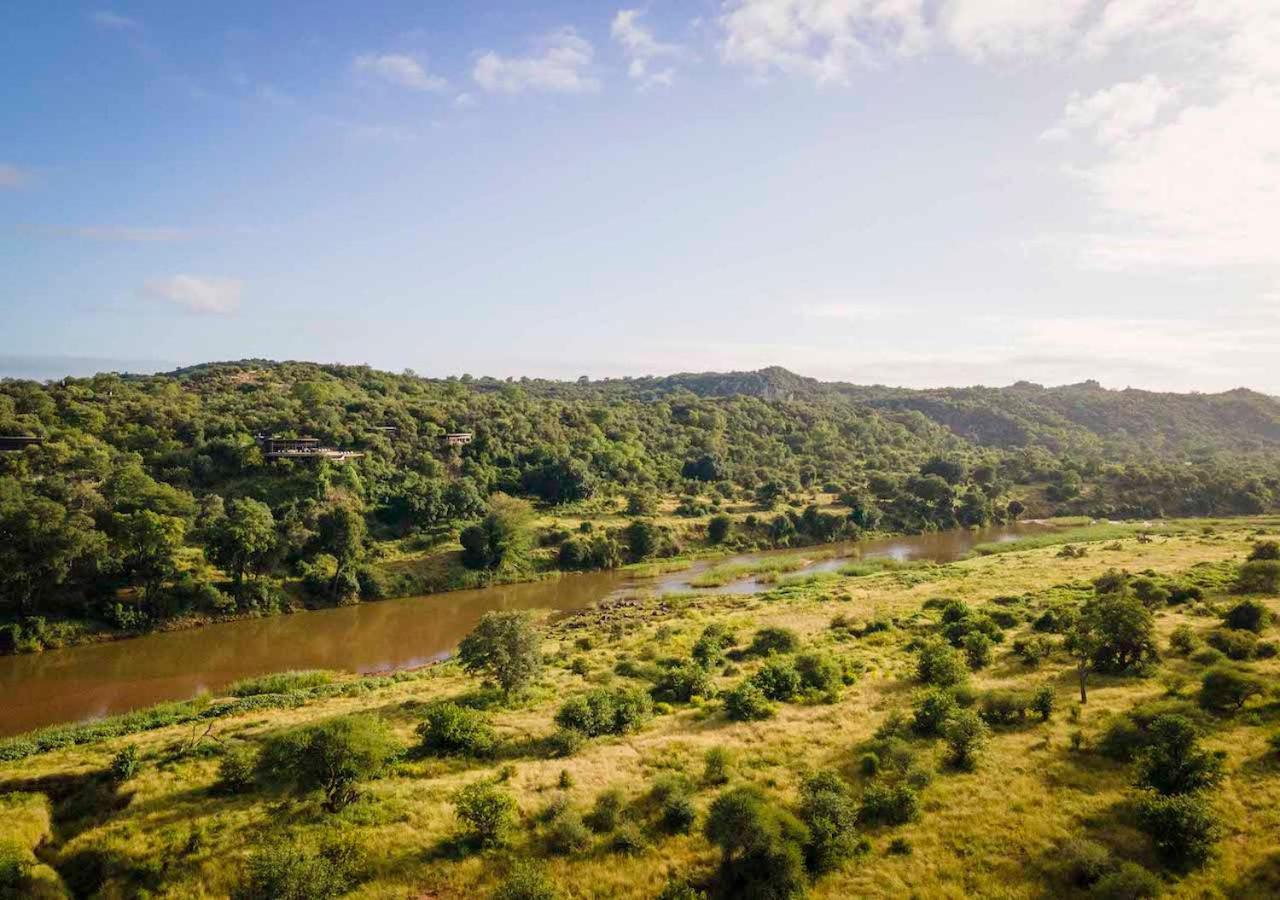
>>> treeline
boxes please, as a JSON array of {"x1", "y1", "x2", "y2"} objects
[{"x1": 1, "y1": 361, "x2": 1278, "y2": 648}]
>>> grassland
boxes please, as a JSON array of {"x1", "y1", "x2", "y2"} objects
[{"x1": 2, "y1": 517, "x2": 1279, "y2": 898}]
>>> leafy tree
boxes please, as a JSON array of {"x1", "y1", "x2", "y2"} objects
[
  {"x1": 205, "y1": 499, "x2": 276, "y2": 606},
  {"x1": 1069, "y1": 590, "x2": 1158, "y2": 678},
  {"x1": 1198, "y1": 666, "x2": 1265, "y2": 713},
  {"x1": 0, "y1": 478, "x2": 107, "y2": 617},
  {"x1": 1223, "y1": 598, "x2": 1270, "y2": 633},
  {"x1": 912, "y1": 688, "x2": 959, "y2": 737},
  {"x1": 916, "y1": 639, "x2": 968, "y2": 687},
  {"x1": 314, "y1": 503, "x2": 366, "y2": 586},
  {"x1": 112, "y1": 511, "x2": 186, "y2": 616},
  {"x1": 798, "y1": 770, "x2": 860, "y2": 875},
  {"x1": 457, "y1": 610, "x2": 542, "y2": 697},
  {"x1": 1133, "y1": 715, "x2": 1224, "y2": 795},
  {"x1": 259, "y1": 714, "x2": 399, "y2": 811},
  {"x1": 417, "y1": 702, "x2": 498, "y2": 757},
  {"x1": 724, "y1": 681, "x2": 774, "y2": 721},
  {"x1": 460, "y1": 494, "x2": 533, "y2": 572},
  {"x1": 1136, "y1": 792, "x2": 1220, "y2": 867},
  {"x1": 943, "y1": 709, "x2": 990, "y2": 769},
  {"x1": 1235, "y1": 560, "x2": 1280, "y2": 594},
  {"x1": 704, "y1": 786, "x2": 809, "y2": 900},
  {"x1": 452, "y1": 779, "x2": 517, "y2": 847},
  {"x1": 707, "y1": 514, "x2": 733, "y2": 544}
]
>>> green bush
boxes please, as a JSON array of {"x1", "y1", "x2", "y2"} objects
[
  {"x1": 979, "y1": 690, "x2": 1033, "y2": 726},
  {"x1": 1168, "y1": 625, "x2": 1198, "y2": 655},
  {"x1": 943, "y1": 709, "x2": 990, "y2": 769},
  {"x1": 1223, "y1": 598, "x2": 1270, "y2": 633},
  {"x1": 692, "y1": 623, "x2": 736, "y2": 669},
  {"x1": 1198, "y1": 666, "x2": 1266, "y2": 713},
  {"x1": 610, "y1": 824, "x2": 648, "y2": 855},
  {"x1": 799, "y1": 770, "x2": 860, "y2": 875},
  {"x1": 545, "y1": 811, "x2": 592, "y2": 855},
  {"x1": 858, "y1": 782, "x2": 919, "y2": 825},
  {"x1": 234, "y1": 839, "x2": 365, "y2": 900},
  {"x1": 752, "y1": 658, "x2": 802, "y2": 701},
  {"x1": 747, "y1": 626, "x2": 800, "y2": 657},
  {"x1": 491, "y1": 861, "x2": 561, "y2": 900},
  {"x1": 1031, "y1": 685, "x2": 1055, "y2": 722},
  {"x1": 1206, "y1": 628, "x2": 1258, "y2": 660},
  {"x1": 457, "y1": 610, "x2": 543, "y2": 698},
  {"x1": 795, "y1": 651, "x2": 843, "y2": 696},
  {"x1": 1060, "y1": 837, "x2": 1114, "y2": 888},
  {"x1": 585, "y1": 788, "x2": 626, "y2": 833},
  {"x1": 1235, "y1": 560, "x2": 1280, "y2": 595},
  {"x1": 661, "y1": 795, "x2": 698, "y2": 834},
  {"x1": 0, "y1": 840, "x2": 31, "y2": 895},
  {"x1": 259, "y1": 715, "x2": 399, "y2": 812},
  {"x1": 656, "y1": 878, "x2": 707, "y2": 900},
  {"x1": 963, "y1": 631, "x2": 993, "y2": 670},
  {"x1": 704, "y1": 747, "x2": 732, "y2": 785},
  {"x1": 705, "y1": 786, "x2": 809, "y2": 899},
  {"x1": 911, "y1": 689, "x2": 958, "y2": 737},
  {"x1": 216, "y1": 746, "x2": 258, "y2": 795},
  {"x1": 723, "y1": 681, "x2": 774, "y2": 722},
  {"x1": 452, "y1": 779, "x2": 517, "y2": 847},
  {"x1": 554, "y1": 687, "x2": 652, "y2": 737},
  {"x1": 545, "y1": 728, "x2": 585, "y2": 758},
  {"x1": 1090, "y1": 862, "x2": 1162, "y2": 899},
  {"x1": 916, "y1": 639, "x2": 968, "y2": 687},
  {"x1": 1136, "y1": 792, "x2": 1219, "y2": 868},
  {"x1": 109, "y1": 745, "x2": 140, "y2": 783},
  {"x1": 1133, "y1": 715, "x2": 1224, "y2": 795},
  {"x1": 651, "y1": 663, "x2": 714, "y2": 703},
  {"x1": 416, "y1": 702, "x2": 498, "y2": 757}
]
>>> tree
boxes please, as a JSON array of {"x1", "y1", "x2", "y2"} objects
[
  {"x1": 452, "y1": 779, "x2": 517, "y2": 847},
  {"x1": 1136, "y1": 793, "x2": 1219, "y2": 867},
  {"x1": 1223, "y1": 598, "x2": 1270, "y2": 633},
  {"x1": 457, "y1": 610, "x2": 542, "y2": 697},
  {"x1": 112, "y1": 511, "x2": 186, "y2": 616},
  {"x1": 206, "y1": 499, "x2": 276, "y2": 605},
  {"x1": 707, "y1": 514, "x2": 732, "y2": 544},
  {"x1": 916, "y1": 639, "x2": 968, "y2": 687},
  {"x1": 1235, "y1": 560, "x2": 1280, "y2": 594},
  {"x1": 315, "y1": 503, "x2": 366, "y2": 581},
  {"x1": 704, "y1": 786, "x2": 809, "y2": 899},
  {"x1": 0, "y1": 478, "x2": 107, "y2": 618},
  {"x1": 1133, "y1": 715, "x2": 1224, "y2": 795},
  {"x1": 1006, "y1": 499, "x2": 1026, "y2": 521},
  {"x1": 1072, "y1": 590, "x2": 1158, "y2": 675},
  {"x1": 943, "y1": 709, "x2": 990, "y2": 769},
  {"x1": 1198, "y1": 666, "x2": 1265, "y2": 713},
  {"x1": 459, "y1": 494, "x2": 533, "y2": 572},
  {"x1": 798, "y1": 770, "x2": 859, "y2": 875},
  {"x1": 623, "y1": 519, "x2": 662, "y2": 561},
  {"x1": 1247, "y1": 540, "x2": 1280, "y2": 561},
  {"x1": 259, "y1": 714, "x2": 399, "y2": 812}
]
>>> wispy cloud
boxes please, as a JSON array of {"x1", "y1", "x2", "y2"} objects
[
  {"x1": 0, "y1": 162, "x2": 30, "y2": 188},
  {"x1": 352, "y1": 53, "x2": 446, "y2": 92},
  {"x1": 473, "y1": 28, "x2": 600, "y2": 94},
  {"x1": 91, "y1": 10, "x2": 140, "y2": 31},
  {"x1": 22, "y1": 224, "x2": 194, "y2": 242},
  {"x1": 142, "y1": 275, "x2": 243, "y2": 315},
  {"x1": 612, "y1": 9, "x2": 682, "y2": 90}
]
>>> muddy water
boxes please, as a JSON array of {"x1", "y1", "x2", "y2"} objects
[{"x1": 0, "y1": 524, "x2": 1043, "y2": 736}]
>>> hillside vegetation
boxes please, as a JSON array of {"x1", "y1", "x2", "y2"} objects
[
  {"x1": 1, "y1": 519, "x2": 1278, "y2": 898},
  {"x1": 2, "y1": 362, "x2": 1279, "y2": 651}
]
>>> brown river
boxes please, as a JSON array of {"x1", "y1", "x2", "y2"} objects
[{"x1": 0, "y1": 524, "x2": 1043, "y2": 737}]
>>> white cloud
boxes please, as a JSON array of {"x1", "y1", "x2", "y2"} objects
[
  {"x1": 612, "y1": 9, "x2": 681, "y2": 89},
  {"x1": 719, "y1": 0, "x2": 931, "y2": 84},
  {"x1": 939, "y1": 0, "x2": 1092, "y2": 60},
  {"x1": 0, "y1": 163, "x2": 29, "y2": 188},
  {"x1": 454, "y1": 92, "x2": 476, "y2": 108},
  {"x1": 353, "y1": 53, "x2": 446, "y2": 92},
  {"x1": 91, "y1": 10, "x2": 140, "y2": 30},
  {"x1": 473, "y1": 28, "x2": 600, "y2": 94},
  {"x1": 143, "y1": 276, "x2": 243, "y2": 315},
  {"x1": 1041, "y1": 75, "x2": 1177, "y2": 145}
]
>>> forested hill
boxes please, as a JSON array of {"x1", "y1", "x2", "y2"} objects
[{"x1": 3, "y1": 360, "x2": 1280, "y2": 648}]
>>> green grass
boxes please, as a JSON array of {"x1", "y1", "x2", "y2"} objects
[
  {"x1": 689, "y1": 552, "x2": 834, "y2": 588},
  {"x1": 228, "y1": 670, "x2": 337, "y2": 697},
  {"x1": 967, "y1": 522, "x2": 1182, "y2": 557}
]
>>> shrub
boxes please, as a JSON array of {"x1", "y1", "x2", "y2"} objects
[
  {"x1": 1206, "y1": 628, "x2": 1257, "y2": 661},
  {"x1": 229, "y1": 670, "x2": 335, "y2": 697},
  {"x1": 708, "y1": 514, "x2": 733, "y2": 545},
  {"x1": 656, "y1": 879, "x2": 707, "y2": 900},
  {"x1": 912, "y1": 689, "x2": 958, "y2": 737},
  {"x1": 235, "y1": 840, "x2": 365, "y2": 900},
  {"x1": 1248, "y1": 540, "x2": 1280, "y2": 561},
  {"x1": 916, "y1": 640, "x2": 968, "y2": 687},
  {"x1": 417, "y1": 702, "x2": 498, "y2": 757},
  {"x1": 1168, "y1": 625, "x2": 1198, "y2": 656},
  {"x1": 859, "y1": 782, "x2": 919, "y2": 825},
  {"x1": 109, "y1": 745, "x2": 140, "y2": 783},
  {"x1": 1060, "y1": 837, "x2": 1114, "y2": 888},
  {"x1": 546, "y1": 811, "x2": 592, "y2": 855},
  {"x1": 979, "y1": 690, "x2": 1033, "y2": 726},
  {"x1": 555, "y1": 687, "x2": 652, "y2": 737},
  {"x1": 692, "y1": 624, "x2": 736, "y2": 669},
  {"x1": 661, "y1": 795, "x2": 698, "y2": 834},
  {"x1": 1235, "y1": 560, "x2": 1280, "y2": 595},
  {"x1": 453, "y1": 779, "x2": 517, "y2": 847},
  {"x1": 963, "y1": 631, "x2": 993, "y2": 670},
  {"x1": 651, "y1": 663, "x2": 714, "y2": 703},
  {"x1": 748, "y1": 627, "x2": 800, "y2": 657},
  {"x1": 1133, "y1": 715, "x2": 1224, "y2": 795},
  {"x1": 1031, "y1": 685, "x2": 1055, "y2": 722},
  {"x1": 216, "y1": 746, "x2": 257, "y2": 795},
  {"x1": 259, "y1": 715, "x2": 399, "y2": 812},
  {"x1": 545, "y1": 728, "x2": 585, "y2": 758},
  {"x1": 1090, "y1": 863, "x2": 1162, "y2": 899},
  {"x1": 457, "y1": 610, "x2": 543, "y2": 698},
  {"x1": 1136, "y1": 792, "x2": 1219, "y2": 868},
  {"x1": 705, "y1": 786, "x2": 809, "y2": 900},
  {"x1": 753, "y1": 658, "x2": 802, "y2": 701},
  {"x1": 1223, "y1": 599, "x2": 1270, "y2": 634},
  {"x1": 1198, "y1": 666, "x2": 1265, "y2": 713},
  {"x1": 799, "y1": 770, "x2": 860, "y2": 875},
  {"x1": 795, "y1": 652, "x2": 843, "y2": 696},
  {"x1": 704, "y1": 747, "x2": 732, "y2": 785},
  {"x1": 610, "y1": 824, "x2": 647, "y2": 855},
  {"x1": 1012, "y1": 635, "x2": 1054, "y2": 667},
  {"x1": 0, "y1": 840, "x2": 31, "y2": 895},
  {"x1": 724, "y1": 680, "x2": 775, "y2": 721},
  {"x1": 943, "y1": 710, "x2": 990, "y2": 769},
  {"x1": 491, "y1": 861, "x2": 561, "y2": 900},
  {"x1": 586, "y1": 788, "x2": 626, "y2": 833}
]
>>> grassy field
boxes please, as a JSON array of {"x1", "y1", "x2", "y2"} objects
[{"x1": 2, "y1": 517, "x2": 1279, "y2": 898}]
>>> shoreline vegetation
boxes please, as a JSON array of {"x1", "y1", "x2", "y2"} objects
[
  {"x1": 5, "y1": 361, "x2": 1280, "y2": 661},
  {"x1": 1, "y1": 516, "x2": 1277, "y2": 898}
]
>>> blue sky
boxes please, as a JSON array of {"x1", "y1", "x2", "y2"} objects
[{"x1": 3, "y1": 1, "x2": 1279, "y2": 391}]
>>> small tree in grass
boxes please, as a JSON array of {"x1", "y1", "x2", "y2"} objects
[
  {"x1": 1198, "y1": 666, "x2": 1265, "y2": 713},
  {"x1": 457, "y1": 610, "x2": 542, "y2": 698},
  {"x1": 943, "y1": 709, "x2": 989, "y2": 769},
  {"x1": 1136, "y1": 792, "x2": 1220, "y2": 868},
  {"x1": 453, "y1": 779, "x2": 518, "y2": 848},
  {"x1": 704, "y1": 786, "x2": 809, "y2": 899},
  {"x1": 1133, "y1": 715, "x2": 1224, "y2": 796},
  {"x1": 259, "y1": 714, "x2": 399, "y2": 812}
]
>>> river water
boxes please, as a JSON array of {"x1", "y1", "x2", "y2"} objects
[{"x1": 0, "y1": 524, "x2": 1041, "y2": 737}]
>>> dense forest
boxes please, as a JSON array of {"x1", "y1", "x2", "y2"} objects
[{"x1": 2, "y1": 361, "x2": 1279, "y2": 651}]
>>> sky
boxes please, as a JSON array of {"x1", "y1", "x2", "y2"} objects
[{"x1": 3, "y1": 1, "x2": 1279, "y2": 392}]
